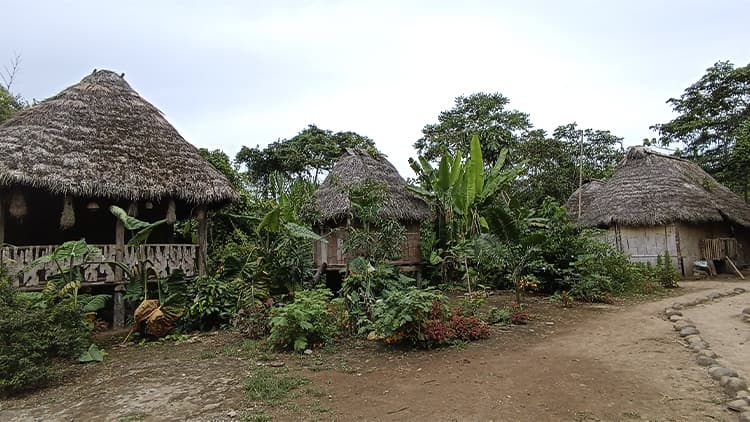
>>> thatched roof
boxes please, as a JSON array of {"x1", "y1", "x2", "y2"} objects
[
  {"x1": 567, "y1": 146, "x2": 750, "y2": 228},
  {"x1": 313, "y1": 149, "x2": 430, "y2": 223},
  {"x1": 0, "y1": 70, "x2": 237, "y2": 204}
]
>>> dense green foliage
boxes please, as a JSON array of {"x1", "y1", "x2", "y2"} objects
[
  {"x1": 414, "y1": 93, "x2": 624, "y2": 207},
  {"x1": 0, "y1": 86, "x2": 24, "y2": 123},
  {"x1": 414, "y1": 93, "x2": 532, "y2": 167},
  {"x1": 0, "y1": 278, "x2": 90, "y2": 396},
  {"x1": 236, "y1": 124, "x2": 375, "y2": 187},
  {"x1": 652, "y1": 61, "x2": 750, "y2": 201},
  {"x1": 268, "y1": 288, "x2": 336, "y2": 351}
]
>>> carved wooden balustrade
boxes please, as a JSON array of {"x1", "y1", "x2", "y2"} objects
[{"x1": 0, "y1": 244, "x2": 198, "y2": 289}]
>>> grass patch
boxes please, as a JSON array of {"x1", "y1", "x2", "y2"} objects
[
  {"x1": 241, "y1": 411, "x2": 272, "y2": 422},
  {"x1": 245, "y1": 366, "x2": 309, "y2": 405}
]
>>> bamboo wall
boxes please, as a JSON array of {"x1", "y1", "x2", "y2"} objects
[{"x1": 313, "y1": 222, "x2": 421, "y2": 268}]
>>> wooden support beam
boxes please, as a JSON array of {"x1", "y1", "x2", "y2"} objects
[
  {"x1": 113, "y1": 217, "x2": 126, "y2": 328},
  {"x1": 0, "y1": 194, "x2": 4, "y2": 247},
  {"x1": 726, "y1": 256, "x2": 745, "y2": 280},
  {"x1": 197, "y1": 207, "x2": 208, "y2": 276}
]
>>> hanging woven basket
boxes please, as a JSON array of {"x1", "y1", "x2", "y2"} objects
[
  {"x1": 9, "y1": 191, "x2": 27, "y2": 219},
  {"x1": 60, "y1": 196, "x2": 76, "y2": 230}
]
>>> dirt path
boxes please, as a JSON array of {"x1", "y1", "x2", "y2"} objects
[
  {"x1": 1, "y1": 280, "x2": 747, "y2": 422},
  {"x1": 314, "y1": 280, "x2": 748, "y2": 421}
]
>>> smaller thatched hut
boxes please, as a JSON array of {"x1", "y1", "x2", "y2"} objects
[
  {"x1": 310, "y1": 149, "x2": 430, "y2": 272},
  {"x1": 567, "y1": 147, "x2": 750, "y2": 275}
]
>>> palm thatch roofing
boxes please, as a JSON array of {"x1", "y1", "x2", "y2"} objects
[
  {"x1": 313, "y1": 149, "x2": 430, "y2": 223},
  {"x1": 567, "y1": 146, "x2": 750, "y2": 228},
  {"x1": 0, "y1": 70, "x2": 237, "y2": 204}
]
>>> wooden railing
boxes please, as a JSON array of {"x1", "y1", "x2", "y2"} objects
[{"x1": 0, "y1": 244, "x2": 198, "y2": 289}]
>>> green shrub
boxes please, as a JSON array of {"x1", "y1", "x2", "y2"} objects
[
  {"x1": 371, "y1": 287, "x2": 446, "y2": 346},
  {"x1": 269, "y1": 288, "x2": 336, "y2": 351},
  {"x1": 1, "y1": 280, "x2": 89, "y2": 396},
  {"x1": 183, "y1": 276, "x2": 243, "y2": 331},
  {"x1": 656, "y1": 251, "x2": 680, "y2": 288},
  {"x1": 486, "y1": 306, "x2": 511, "y2": 324}
]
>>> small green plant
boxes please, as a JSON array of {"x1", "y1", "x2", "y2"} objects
[
  {"x1": 486, "y1": 306, "x2": 511, "y2": 324},
  {"x1": 549, "y1": 291, "x2": 574, "y2": 308},
  {"x1": 269, "y1": 288, "x2": 336, "y2": 351},
  {"x1": 656, "y1": 251, "x2": 679, "y2": 288},
  {"x1": 456, "y1": 293, "x2": 486, "y2": 317}
]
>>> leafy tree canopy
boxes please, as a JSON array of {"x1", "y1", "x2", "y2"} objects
[
  {"x1": 236, "y1": 124, "x2": 376, "y2": 187},
  {"x1": 515, "y1": 123, "x2": 623, "y2": 205},
  {"x1": 414, "y1": 93, "x2": 532, "y2": 166},
  {"x1": 0, "y1": 87, "x2": 24, "y2": 123},
  {"x1": 652, "y1": 61, "x2": 750, "y2": 200}
]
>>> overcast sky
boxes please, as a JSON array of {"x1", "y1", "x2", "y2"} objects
[{"x1": 3, "y1": 0, "x2": 748, "y2": 176}]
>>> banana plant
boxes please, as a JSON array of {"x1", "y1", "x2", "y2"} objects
[
  {"x1": 410, "y1": 134, "x2": 522, "y2": 244},
  {"x1": 109, "y1": 206, "x2": 182, "y2": 341}
]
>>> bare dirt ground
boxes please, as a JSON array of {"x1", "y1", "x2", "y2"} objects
[{"x1": 1, "y1": 279, "x2": 748, "y2": 422}]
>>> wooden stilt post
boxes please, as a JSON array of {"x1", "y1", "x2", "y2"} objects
[
  {"x1": 197, "y1": 207, "x2": 208, "y2": 276},
  {"x1": 0, "y1": 194, "x2": 5, "y2": 248},
  {"x1": 113, "y1": 217, "x2": 126, "y2": 328}
]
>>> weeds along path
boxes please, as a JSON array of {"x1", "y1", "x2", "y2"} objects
[{"x1": 314, "y1": 280, "x2": 747, "y2": 421}]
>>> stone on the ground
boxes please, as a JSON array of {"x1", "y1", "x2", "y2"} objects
[
  {"x1": 724, "y1": 377, "x2": 748, "y2": 394},
  {"x1": 698, "y1": 349, "x2": 718, "y2": 358},
  {"x1": 679, "y1": 327, "x2": 699, "y2": 337},
  {"x1": 696, "y1": 355, "x2": 716, "y2": 366},
  {"x1": 742, "y1": 307, "x2": 750, "y2": 316},
  {"x1": 303, "y1": 349, "x2": 313, "y2": 355},
  {"x1": 708, "y1": 292, "x2": 721, "y2": 299},
  {"x1": 690, "y1": 342, "x2": 707, "y2": 352},
  {"x1": 739, "y1": 411, "x2": 750, "y2": 422},
  {"x1": 671, "y1": 303, "x2": 684, "y2": 310},
  {"x1": 674, "y1": 320, "x2": 694, "y2": 331},
  {"x1": 710, "y1": 367, "x2": 738, "y2": 380},
  {"x1": 737, "y1": 390, "x2": 750, "y2": 399},
  {"x1": 268, "y1": 361, "x2": 285, "y2": 367},
  {"x1": 669, "y1": 314, "x2": 683, "y2": 322},
  {"x1": 727, "y1": 398, "x2": 749, "y2": 412},
  {"x1": 665, "y1": 308, "x2": 682, "y2": 317},
  {"x1": 734, "y1": 288, "x2": 746, "y2": 294}
]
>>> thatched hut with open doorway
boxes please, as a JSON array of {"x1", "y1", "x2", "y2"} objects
[
  {"x1": 310, "y1": 149, "x2": 430, "y2": 284},
  {"x1": 0, "y1": 70, "x2": 237, "y2": 325},
  {"x1": 566, "y1": 146, "x2": 750, "y2": 276}
]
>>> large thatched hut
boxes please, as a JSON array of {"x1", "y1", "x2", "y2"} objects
[
  {"x1": 567, "y1": 146, "x2": 750, "y2": 276},
  {"x1": 310, "y1": 148, "x2": 430, "y2": 275},
  {"x1": 0, "y1": 70, "x2": 236, "y2": 323}
]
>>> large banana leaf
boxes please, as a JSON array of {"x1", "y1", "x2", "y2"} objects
[
  {"x1": 256, "y1": 207, "x2": 281, "y2": 233},
  {"x1": 469, "y1": 134, "x2": 485, "y2": 198},
  {"x1": 437, "y1": 154, "x2": 451, "y2": 193},
  {"x1": 284, "y1": 222, "x2": 326, "y2": 242},
  {"x1": 109, "y1": 206, "x2": 167, "y2": 246},
  {"x1": 449, "y1": 150, "x2": 463, "y2": 186}
]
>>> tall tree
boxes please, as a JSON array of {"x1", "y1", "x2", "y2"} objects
[
  {"x1": 414, "y1": 93, "x2": 532, "y2": 166},
  {"x1": 236, "y1": 124, "x2": 376, "y2": 187},
  {"x1": 515, "y1": 124, "x2": 623, "y2": 206},
  {"x1": 652, "y1": 61, "x2": 750, "y2": 200}
]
